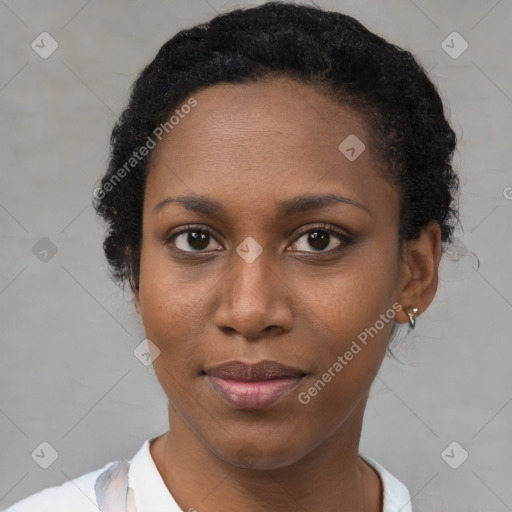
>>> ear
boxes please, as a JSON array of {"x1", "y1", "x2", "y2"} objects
[{"x1": 396, "y1": 221, "x2": 442, "y2": 325}]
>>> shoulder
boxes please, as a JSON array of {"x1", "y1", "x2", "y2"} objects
[{"x1": 4, "y1": 462, "x2": 115, "y2": 512}]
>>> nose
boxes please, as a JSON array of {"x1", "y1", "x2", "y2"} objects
[{"x1": 213, "y1": 249, "x2": 293, "y2": 340}]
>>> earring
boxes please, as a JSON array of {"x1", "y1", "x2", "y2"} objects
[{"x1": 406, "y1": 306, "x2": 419, "y2": 329}]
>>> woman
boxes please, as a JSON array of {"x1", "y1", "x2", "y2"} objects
[{"x1": 7, "y1": 1, "x2": 459, "y2": 511}]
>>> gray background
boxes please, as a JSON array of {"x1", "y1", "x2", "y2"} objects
[{"x1": 1, "y1": 0, "x2": 511, "y2": 510}]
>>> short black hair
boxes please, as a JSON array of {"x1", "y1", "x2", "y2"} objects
[{"x1": 93, "y1": 0, "x2": 459, "y2": 293}]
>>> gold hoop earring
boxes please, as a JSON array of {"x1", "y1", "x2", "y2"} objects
[{"x1": 406, "y1": 306, "x2": 419, "y2": 329}]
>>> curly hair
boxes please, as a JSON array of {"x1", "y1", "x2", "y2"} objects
[{"x1": 93, "y1": 0, "x2": 459, "y2": 293}]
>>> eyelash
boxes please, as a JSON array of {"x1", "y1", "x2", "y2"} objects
[{"x1": 164, "y1": 223, "x2": 353, "y2": 256}]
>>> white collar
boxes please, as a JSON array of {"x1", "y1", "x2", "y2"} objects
[
  {"x1": 359, "y1": 452, "x2": 412, "y2": 512},
  {"x1": 127, "y1": 438, "x2": 412, "y2": 512}
]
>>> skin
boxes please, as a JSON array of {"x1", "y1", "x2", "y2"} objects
[{"x1": 134, "y1": 75, "x2": 441, "y2": 512}]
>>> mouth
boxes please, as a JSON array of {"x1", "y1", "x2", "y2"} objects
[{"x1": 203, "y1": 360, "x2": 306, "y2": 410}]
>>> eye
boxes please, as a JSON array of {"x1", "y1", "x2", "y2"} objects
[
  {"x1": 289, "y1": 224, "x2": 352, "y2": 254},
  {"x1": 165, "y1": 223, "x2": 353, "y2": 256},
  {"x1": 165, "y1": 226, "x2": 222, "y2": 253}
]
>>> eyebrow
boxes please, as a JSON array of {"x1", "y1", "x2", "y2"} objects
[{"x1": 152, "y1": 193, "x2": 370, "y2": 217}]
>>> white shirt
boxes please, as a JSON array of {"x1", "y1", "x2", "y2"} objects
[{"x1": 5, "y1": 438, "x2": 412, "y2": 512}]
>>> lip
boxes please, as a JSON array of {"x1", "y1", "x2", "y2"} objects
[{"x1": 204, "y1": 360, "x2": 306, "y2": 410}]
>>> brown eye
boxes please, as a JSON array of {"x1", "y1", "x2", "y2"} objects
[
  {"x1": 167, "y1": 228, "x2": 221, "y2": 252},
  {"x1": 306, "y1": 231, "x2": 330, "y2": 251},
  {"x1": 289, "y1": 225, "x2": 352, "y2": 254}
]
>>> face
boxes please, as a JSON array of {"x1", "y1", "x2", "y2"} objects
[{"x1": 137, "y1": 76, "x2": 404, "y2": 469}]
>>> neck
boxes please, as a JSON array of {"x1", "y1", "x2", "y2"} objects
[{"x1": 151, "y1": 395, "x2": 380, "y2": 512}]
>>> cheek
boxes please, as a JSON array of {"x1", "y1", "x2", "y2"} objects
[
  {"x1": 137, "y1": 239, "x2": 204, "y2": 366},
  {"x1": 294, "y1": 260, "x2": 398, "y2": 435},
  {"x1": 138, "y1": 228, "x2": 205, "y2": 326},
  {"x1": 137, "y1": 270, "x2": 207, "y2": 410},
  {"x1": 308, "y1": 237, "x2": 400, "y2": 338},
  {"x1": 299, "y1": 237, "x2": 400, "y2": 388}
]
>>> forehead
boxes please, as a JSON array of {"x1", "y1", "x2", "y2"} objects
[{"x1": 145, "y1": 76, "x2": 395, "y2": 217}]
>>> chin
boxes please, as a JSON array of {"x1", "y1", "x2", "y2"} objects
[{"x1": 206, "y1": 434, "x2": 312, "y2": 471}]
